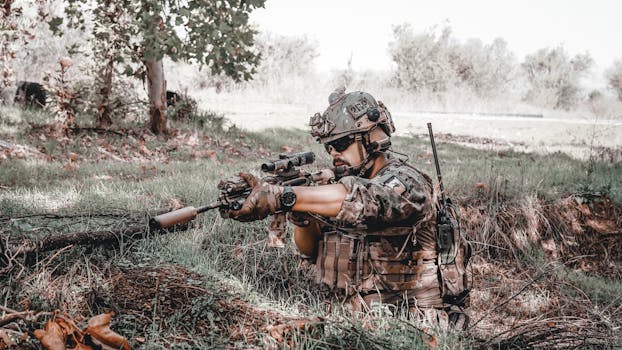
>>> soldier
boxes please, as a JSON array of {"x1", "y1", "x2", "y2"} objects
[{"x1": 227, "y1": 89, "x2": 469, "y2": 330}]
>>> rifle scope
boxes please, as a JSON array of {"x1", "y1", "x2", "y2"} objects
[{"x1": 261, "y1": 151, "x2": 315, "y2": 172}]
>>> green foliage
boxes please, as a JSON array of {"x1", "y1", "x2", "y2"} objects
[
  {"x1": 58, "y1": 0, "x2": 265, "y2": 82},
  {"x1": 521, "y1": 46, "x2": 593, "y2": 110}
]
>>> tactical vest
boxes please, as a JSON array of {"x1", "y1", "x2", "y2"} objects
[{"x1": 314, "y1": 160, "x2": 445, "y2": 309}]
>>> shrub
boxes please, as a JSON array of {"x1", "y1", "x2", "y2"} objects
[
  {"x1": 605, "y1": 59, "x2": 622, "y2": 101},
  {"x1": 389, "y1": 24, "x2": 456, "y2": 92},
  {"x1": 388, "y1": 24, "x2": 516, "y2": 96},
  {"x1": 520, "y1": 46, "x2": 593, "y2": 110},
  {"x1": 252, "y1": 32, "x2": 318, "y2": 85}
]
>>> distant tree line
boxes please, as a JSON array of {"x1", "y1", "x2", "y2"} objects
[
  {"x1": 386, "y1": 24, "x2": 622, "y2": 110},
  {"x1": 3, "y1": 5, "x2": 622, "y2": 136}
]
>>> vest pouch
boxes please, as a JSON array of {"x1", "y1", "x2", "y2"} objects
[{"x1": 436, "y1": 201, "x2": 471, "y2": 307}]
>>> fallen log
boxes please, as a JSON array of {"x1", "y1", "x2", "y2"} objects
[{"x1": 1, "y1": 222, "x2": 190, "y2": 261}]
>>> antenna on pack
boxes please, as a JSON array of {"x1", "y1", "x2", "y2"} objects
[{"x1": 427, "y1": 122, "x2": 448, "y2": 215}]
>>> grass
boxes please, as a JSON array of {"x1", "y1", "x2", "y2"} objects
[{"x1": 1, "y1": 105, "x2": 621, "y2": 348}]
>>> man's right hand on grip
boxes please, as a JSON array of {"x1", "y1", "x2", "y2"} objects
[{"x1": 218, "y1": 173, "x2": 284, "y2": 222}]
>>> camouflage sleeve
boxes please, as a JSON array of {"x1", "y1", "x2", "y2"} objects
[{"x1": 335, "y1": 169, "x2": 432, "y2": 226}]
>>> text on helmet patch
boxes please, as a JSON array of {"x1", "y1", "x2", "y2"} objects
[{"x1": 347, "y1": 97, "x2": 370, "y2": 120}]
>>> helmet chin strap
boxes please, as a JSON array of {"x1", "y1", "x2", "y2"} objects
[
  {"x1": 348, "y1": 133, "x2": 378, "y2": 177},
  {"x1": 335, "y1": 130, "x2": 391, "y2": 179}
]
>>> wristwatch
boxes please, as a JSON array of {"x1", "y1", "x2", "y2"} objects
[{"x1": 280, "y1": 186, "x2": 297, "y2": 211}]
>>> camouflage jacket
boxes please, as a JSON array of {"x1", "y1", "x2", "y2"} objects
[
  {"x1": 314, "y1": 154, "x2": 442, "y2": 307},
  {"x1": 335, "y1": 154, "x2": 436, "y2": 251}
]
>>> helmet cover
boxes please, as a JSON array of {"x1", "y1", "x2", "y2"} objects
[{"x1": 309, "y1": 88, "x2": 395, "y2": 143}]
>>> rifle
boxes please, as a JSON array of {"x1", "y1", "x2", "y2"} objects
[
  {"x1": 427, "y1": 123, "x2": 457, "y2": 264},
  {"x1": 149, "y1": 151, "x2": 336, "y2": 246}
]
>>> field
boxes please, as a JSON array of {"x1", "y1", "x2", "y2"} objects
[{"x1": 0, "y1": 96, "x2": 621, "y2": 349}]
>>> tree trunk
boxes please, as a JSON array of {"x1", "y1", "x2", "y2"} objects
[
  {"x1": 96, "y1": 55, "x2": 114, "y2": 128},
  {"x1": 145, "y1": 59, "x2": 167, "y2": 134}
]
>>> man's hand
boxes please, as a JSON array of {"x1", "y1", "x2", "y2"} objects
[{"x1": 222, "y1": 173, "x2": 284, "y2": 222}]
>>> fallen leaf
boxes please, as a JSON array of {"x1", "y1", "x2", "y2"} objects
[
  {"x1": 474, "y1": 182, "x2": 488, "y2": 191},
  {"x1": 84, "y1": 313, "x2": 131, "y2": 350},
  {"x1": 34, "y1": 320, "x2": 66, "y2": 350},
  {"x1": 421, "y1": 334, "x2": 438, "y2": 348}
]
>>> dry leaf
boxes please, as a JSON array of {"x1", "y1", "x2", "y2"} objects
[
  {"x1": 421, "y1": 333, "x2": 438, "y2": 348},
  {"x1": 84, "y1": 313, "x2": 131, "y2": 350},
  {"x1": 474, "y1": 182, "x2": 488, "y2": 191},
  {"x1": 34, "y1": 319, "x2": 66, "y2": 350}
]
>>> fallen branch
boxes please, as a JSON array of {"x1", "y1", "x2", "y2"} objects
[
  {"x1": 0, "y1": 306, "x2": 51, "y2": 327},
  {"x1": 1, "y1": 222, "x2": 190, "y2": 260}
]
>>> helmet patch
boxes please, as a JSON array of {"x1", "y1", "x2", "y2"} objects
[{"x1": 346, "y1": 97, "x2": 371, "y2": 120}]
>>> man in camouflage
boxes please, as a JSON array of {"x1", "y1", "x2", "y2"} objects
[{"x1": 227, "y1": 89, "x2": 469, "y2": 330}]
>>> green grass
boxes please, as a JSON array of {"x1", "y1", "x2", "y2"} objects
[{"x1": 1, "y1": 105, "x2": 620, "y2": 348}]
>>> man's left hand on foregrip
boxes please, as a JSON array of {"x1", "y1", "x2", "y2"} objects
[{"x1": 226, "y1": 173, "x2": 284, "y2": 222}]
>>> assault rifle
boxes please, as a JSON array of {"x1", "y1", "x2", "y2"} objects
[{"x1": 149, "y1": 151, "x2": 336, "y2": 246}]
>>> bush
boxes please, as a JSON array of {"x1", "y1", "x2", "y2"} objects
[
  {"x1": 605, "y1": 59, "x2": 622, "y2": 101},
  {"x1": 388, "y1": 24, "x2": 516, "y2": 96},
  {"x1": 251, "y1": 32, "x2": 318, "y2": 85},
  {"x1": 389, "y1": 24, "x2": 456, "y2": 92},
  {"x1": 521, "y1": 46, "x2": 593, "y2": 110}
]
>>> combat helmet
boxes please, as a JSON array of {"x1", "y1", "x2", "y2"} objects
[
  {"x1": 309, "y1": 88, "x2": 395, "y2": 145},
  {"x1": 309, "y1": 88, "x2": 396, "y2": 176}
]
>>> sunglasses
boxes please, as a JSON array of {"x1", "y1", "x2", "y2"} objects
[{"x1": 324, "y1": 135, "x2": 355, "y2": 153}]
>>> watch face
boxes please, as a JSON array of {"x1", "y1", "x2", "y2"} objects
[{"x1": 281, "y1": 191, "x2": 296, "y2": 208}]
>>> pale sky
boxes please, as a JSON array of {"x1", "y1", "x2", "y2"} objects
[{"x1": 251, "y1": 0, "x2": 622, "y2": 77}]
